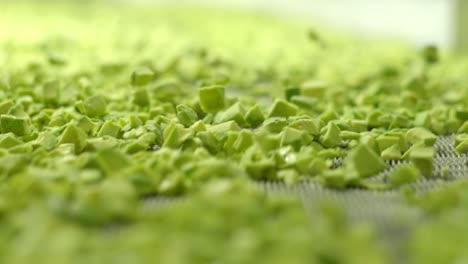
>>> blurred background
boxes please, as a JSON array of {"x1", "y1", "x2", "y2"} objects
[{"x1": 129, "y1": 0, "x2": 468, "y2": 51}]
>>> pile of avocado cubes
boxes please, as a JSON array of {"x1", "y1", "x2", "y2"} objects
[{"x1": 0, "y1": 1, "x2": 467, "y2": 263}]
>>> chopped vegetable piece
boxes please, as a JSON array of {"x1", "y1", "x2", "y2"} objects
[
  {"x1": 406, "y1": 127, "x2": 437, "y2": 146},
  {"x1": 319, "y1": 122, "x2": 342, "y2": 148},
  {"x1": 388, "y1": 164, "x2": 421, "y2": 187},
  {"x1": 177, "y1": 104, "x2": 199, "y2": 127},
  {"x1": 409, "y1": 146, "x2": 435, "y2": 176},
  {"x1": 381, "y1": 144, "x2": 402, "y2": 160},
  {"x1": 268, "y1": 99, "x2": 298, "y2": 118},
  {"x1": 83, "y1": 95, "x2": 107, "y2": 117},
  {"x1": 97, "y1": 120, "x2": 121, "y2": 138},
  {"x1": 345, "y1": 144, "x2": 387, "y2": 179},
  {"x1": 57, "y1": 124, "x2": 88, "y2": 153},
  {"x1": 131, "y1": 67, "x2": 154, "y2": 86},
  {"x1": 0, "y1": 114, "x2": 31, "y2": 136},
  {"x1": 198, "y1": 85, "x2": 225, "y2": 113},
  {"x1": 245, "y1": 104, "x2": 265, "y2": 128}
]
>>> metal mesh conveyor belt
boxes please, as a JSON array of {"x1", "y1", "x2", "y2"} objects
[
  {"x1": 261, "y1": 136, "x2": 467, "y2": 262},
  {"x1": 141, "y1": 136, "x2": 467, "y2": 261}
]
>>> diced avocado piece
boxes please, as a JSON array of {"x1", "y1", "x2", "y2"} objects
[
  {"x1": 58, "y1": 124, "x2": 88, "y2": 153},
  {"x1": 340, "y1": 131, "x2": 361, "y2": 140},
  {"x1": 208, "y1": 121, "x2": 240, "y2": 141},
  {"x1": 376, "y1": 135, "x2": 401, "y2": 153},
  {"x1": 133, "y1": 88, "x2": 150, "y2": 107},
  {"x1": 381, "y1": 144, "x2": 402, "y2": 160},
  {"x1": 96, "y1": 148, "x2": 131, "y2": 176},
  {"x1": 289, "y1": 118, "x2": 322, "y2": 136},
  {"x1": 455, "y1": 140, "x2": 468, "y2": 155},
  {"x1": 277, "y1": 169, "x2": 300, "y2": 185},
  {"x1": 458, "y1": 121, "x2": 468, "y2": 133},
  {"x1": 388, "y1": 164, "x2": 421, "y2": 187},
  {"x1": 163, "y1": 122, "x2": 193, "y2": 148},
  {"x1": 233, "y1": 130, "x2": 254, "y2": 152},
  {"x1": 262, "y1": 117, "x2": 288, "y2": 133},
  {"x1": 189, "y1": 120, "x2": 207, "y2": 133},
  {"x1": 319, "y1": 110, "x2": 339, "y2": 123},
  {"x1": 176, "y1": 104, "x2": 199, "y2": 127},
  {"x1": 345, "y1": 144, "x2": 387, "y2": 179},
  {"x1": 244, "y1": 159, "x2": 276, "y2": 180},
  {"x1": 199, "y1": 85, "x2": 225, "y2": 113},
  {"x1": 290, "y1": 96, "x2": 317, "y2": 109},
  {"x1": 245, "y1": 104, "x2": 265, "y2": 128},
  {"x1": 98, "y1": 120, "x2": 121, "y2": 138},
  {"x1": 42, "y1": 80, "x2": 60, "y2": 103},
  {"x1": 86, "y1": 137, "x2": 119, "y2": 151},
  {"x1": 255, "y1": 132, "x2": 281, "y2": 152},
  {"x1": 284, "y1": 87, "x2": 300, "y2": 101},
  {"x1": 406, "y1": 127, "x2": 437, "y2": 146},
  {"x1": 300, "y1": 80, "x2": 326, "y2": 98},
  {"x1": 348, "y1": 119, "x2": 368, "y2": 133},
  {"x1": 268, "y1": 99, "x2": 298, "y2": 118},
  {"x1": 35, "y1": 131, "x2": 57, "y2": 151},
  {"x1": 0, "y1": 114, "x2": 31, "y2": 136},
  {"x1": 409, "y1": 146, "x2": 435, "y2": 176},
  {"x1": 0, "y1": 133, "x2": 22, "y2": 149},
  {"x1": 214, "y1": 102, "x2": 245, "y2": 126},
  {"x1": 280, "y1": 127, "x2": 304, "y2": 149},
  {"x1": 0, "y1": 100, "x2": 14, "y2": 115},
  {"x1": 76, "y1": 116, "x2": 97, "y2": 135},
  {"x1": 83, "y1": 95, "x2": 107, "y2": 117},
  {"x1": 9, "y1": 142, "x2": 33, "y2": 154},
  {"x1": 319, "y1": 122, "x2": 342, "y2": 148},
  {"x1": 131, "y1": 67, "x2": 154, "y2": 86},
  {"x1": 320, "y1": 169, "x2": 346, "y2": 189}
]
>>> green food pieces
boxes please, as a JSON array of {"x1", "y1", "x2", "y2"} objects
[
  {"x1": 455, "y1": 139, "x2": 468, "y2": 154},
  {"x1": 319, "y1": 122, "x2": 342, "y2": 148},
  {"x1": 42, "y1": 80, "x2": 60, "y2": 104},
  {"x1": 131, "y1": 67, "x2": 154, "y2": 86},
  {"x1": 82, "y1": 95, "x2": 107, "y2": 118},
  {"x1": 208, "y1": 121, "x2": 240, "y2": 141},
  {"x1": 406, "y1": 127, "x2": 437, "y2": 146},
  {"x1": 262, "y1": 117, "x2": 288, "y2": 133},
  {"x1": 0, "y1": 100, "x2": 14, "y2": 114},
  {"x1": 0, "y1": 114, "x2": 31, "y2": 136},
  {"x1": 280, "y1": 127, "x2": 305, "y2": 149},
  {"x1": 289, "y1": 118, "x2": 322, "y2": 136},
  {"x1": 232, "y1": 130, "x2": 254, "y2": 152},
  {"x1": 458, "y1": 121, "x2": 468, "y2": 133},
  {"x1": 376, "y1": 135, "x2": 401, "y2": 153},
  {"x1": 345, "y1": 144, "x2": 387, "y2": 179},
  {"x1": 198, "y1": 85, "x2": 225, "y2": 113},
  {"x1": 58, "y1": 124, "x2": 88, "y2": 153},
  {"x1": 163, "y1": 122, "x2": 193, "y2": 148},
  {"x1": 96, "y1": 148, "x2": 131, "y2": 175},
  {"x1": 268, "y1": 99, "x2": 298, "y2": 118},
  {"x1": 34, "y1": 131, "x2": 57, "y2": 150},
  {"x1": 176, "y1": 104, "x2": 199, "y2": 127},
  {"x1": 214, "y1": 102, "x2": 245, "y2": 125},
  {"x1": 320, "y1": 168, "x2": 346, "y2": 189},
  {"x1": 388, "y1": 164, "x2": 421, "y2": 187},
  {"x1": 381, "y1": 144, "x2": 402, "y2": 160},
  {"x1": 244, "y1": 104, "x2": 265, "y2": 128},
  {"x1": 2, "y1": 2, "x2": 468, "y2": 262},
  {"x1": 409, "y1": 146, "x2": 435, "y2": 176},
  {"x1": 0, "y1": 133, "x2": 22, "y2": 149},
  {"x1": 97, "y1": 120, "x2": 121, "y2": 138},
  {"x1": 300, "y1": 80, "x2": 327, "y2": 98},
  {"x1": 133, "y1": 88, "x2": 150, "y2": 107}
]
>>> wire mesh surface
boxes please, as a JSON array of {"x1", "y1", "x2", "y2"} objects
[
  {"x1": 141, "y1": 136, "x2": 467, "y2": 261},
  {"x1": 261, "y1": 136, "x2": 467, "y2": 262}
]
